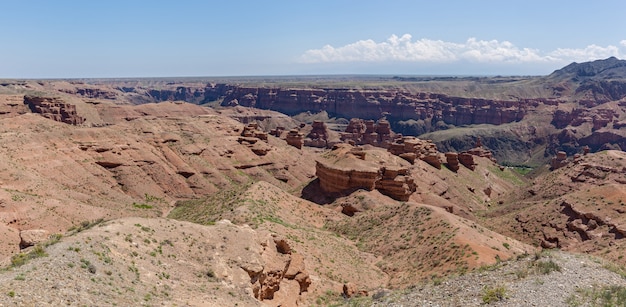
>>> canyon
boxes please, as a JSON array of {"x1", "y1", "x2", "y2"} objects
[{"x1": 0, "y1": 58, "x2": 625, "y2": 306}]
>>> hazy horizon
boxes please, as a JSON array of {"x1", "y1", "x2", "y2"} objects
[{"x1": 2, "y1": 1, "x2": 625, "y2": 78}]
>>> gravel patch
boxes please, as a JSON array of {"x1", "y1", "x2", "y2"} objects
[{"x1": 369, "y1": 250, "x2": 626, "y2": 307}]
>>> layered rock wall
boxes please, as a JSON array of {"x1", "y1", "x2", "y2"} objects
[
  {"x1": 213, "y1": 85, "x2": 531, "y2": 127},
  {"x1": 23, "y1": 95, "x2": 85, "y2": 125},
  {"x1": 315, "y1": 146, "x2": 416, "y2": 200},
  {"x1": 316, "y1": 161, "x2": 379, "y2": 193},
  {"x1": 341, "y1": 118, "x2": 395, "y2": 147}
]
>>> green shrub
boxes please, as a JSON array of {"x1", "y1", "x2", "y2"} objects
[
  {"x1": 133, "y1": 202, "x2": 153, "y2": 209},
  {"x1": 10, "y1": 245, "x2": 47, "y2": 267},
  {"x1": 482, "y1": 285, "x2": 507, "y2": 304}
]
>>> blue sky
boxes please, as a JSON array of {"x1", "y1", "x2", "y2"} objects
[{"x1": 1, "y1": 1, "x2": 625, "y2": 78}]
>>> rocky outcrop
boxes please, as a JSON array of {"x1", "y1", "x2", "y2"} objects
[
  {"x1": 442, "y1": 139, "x2": 497, "y2": 171},
  {"x1": 240, "y1": 123, "x2": 268, "y2": 141},
  {"x1": 238, "y1": 123, "x2": 271, "y2": 156},
  {"x1": 542, "y1": 201, "x2": 626, "y2": 248},
  {"x1": 270, "y1": 126, "x2": 285, "y2": 137},
  {"x1": 551, "y1": 151, "x2": 569, "y2": 170},
  {"x1": 19, "y1": 229, "x2": 50, "y2": 249},
  {"x1": 243, "y1": 237, "x2": 311, "y2": 302},
  {"x1": 315, "y1": 145, "x2": 416, "y2": 200},
  {"x1": 463, "y1": 138, "x2": 497, "y2": 163},
  {"x1": 388, "y1": 136, "x2": 442, "y2": 168},
  {"x1": 23, "y1": 95, "x2": 85, "y2": 125},
  {"x1": 458, "y1": 153, "x2": 476, "y2": 171},
  {"x1": 343, "y1": 283, "x2": 368, "y2": 298},
  {"x1": 375, "y1": 167, "x2": 416, "y2": 201},
  {"x1": 341, "y1": 118, "x2": 396, "y2": 147},
  {"x1": 445, "y1": 152, "x2": 460, "y2": 172},
  {"x1": 551, "y1": 108, "x2": 616, "y2": 130},
  {"x1": 304, "y1": 121, "x2": 335, "y2": 148},
  {"x1": 316, "y1": 160, "x2": 379, "y2": 193},
  {"x1": 285, "y1": 129, "x2": 304, "y2": 149}
]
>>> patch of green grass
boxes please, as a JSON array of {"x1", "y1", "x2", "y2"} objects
[
  {"x1": 132, "y1": 203, "x2": 153, "y2": 209},
  {"x1": 487, "y1": 165, "x2": 526, "y2": 186}
]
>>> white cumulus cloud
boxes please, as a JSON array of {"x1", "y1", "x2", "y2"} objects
[{"x1": 300, "y1": 34, "x2": 626, "y2": 65}]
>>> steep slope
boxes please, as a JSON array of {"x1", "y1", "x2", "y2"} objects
[
  {"x1": 326, "y1": 197, "x2": 533, "y2": 288},
  {"x1": 488, "y1": 150, "x2": 626, "y2": 266}
]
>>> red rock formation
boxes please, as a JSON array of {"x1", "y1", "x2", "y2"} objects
[
  {"x1": 315, "y1": 144, "x2": 416, "y2": 200},
  {"x1": 375, "y1": 167, "x2": 417, "y2": 201},
  {"x1": 146, "y1": 86, "x2": 210, "y2": 104},
  {"x1": 23, "y1": 95, "x2": 85, "y2": 125},
  {"x1": 458, "y1": 153, "x2": 476, "y2": 171},
  {"x1": 241, "y1": 123, "x2": 268, "y2": 141},
  {"x1": 304, "y1": 120, "x2": 331, "y2": 148},
  {"x1": 216, "y1": 85, "x2": 530, "y2": 127},
  {"x1": 59, "y1": 87, "x2": 118, "y2": 100},
  {"x1": 550, "y1": 151, "x2": 568, "y2": 170},
  {"x1": 285, "y1": 129, "x2": 304, "y2": 149},
  {"x1": 551, "y1": 151, "x2": 569, "y2": 170},
  {"x1": 552, "y1": 108, "x2": 616, "y2": 130},
  {"x1": 340, "y1": 118, "x2": 396, "y2": 147},
  {"x1": 19, "y1": 229, "x2": 49, "y2": 249},
  {"x1": 463, "y1": 138, "x2": 497, "y2": 164},
  {"x1": 316, "y1": 160, "x2": 379, "y2": 193},
  {"x1": 238, "y1": 123, "x2": 271, "y2": 156},
  {"x1": 270, "y1": 126, "x2": 285, "y2": 137},
  {"x1": 388, "y1": 136, "x2": 442, "y2": 169},
  {"x1": 445, "y1": 152, "x2": 460, "y2": 172}
]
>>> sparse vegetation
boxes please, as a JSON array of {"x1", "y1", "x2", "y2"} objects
[
  {"x1": 568, "y1": 285, "x2": 626, "y2": 307},
  {"x1": 67, "y1": 218, "x2": 105, "y2": 234},
  {"x1": 534, "y1": 260, "x2": 562, "y2": 275},
  {"x1": 9, "y1": 245, "x2": 47, "y2": 268},
  {"x1": 2, "y1": 69, "x2": 626, "y2": 306}
]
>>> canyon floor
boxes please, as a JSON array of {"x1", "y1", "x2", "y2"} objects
[{"x1": 1, "y1": 58, "x2": 626, "y2": 306}]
